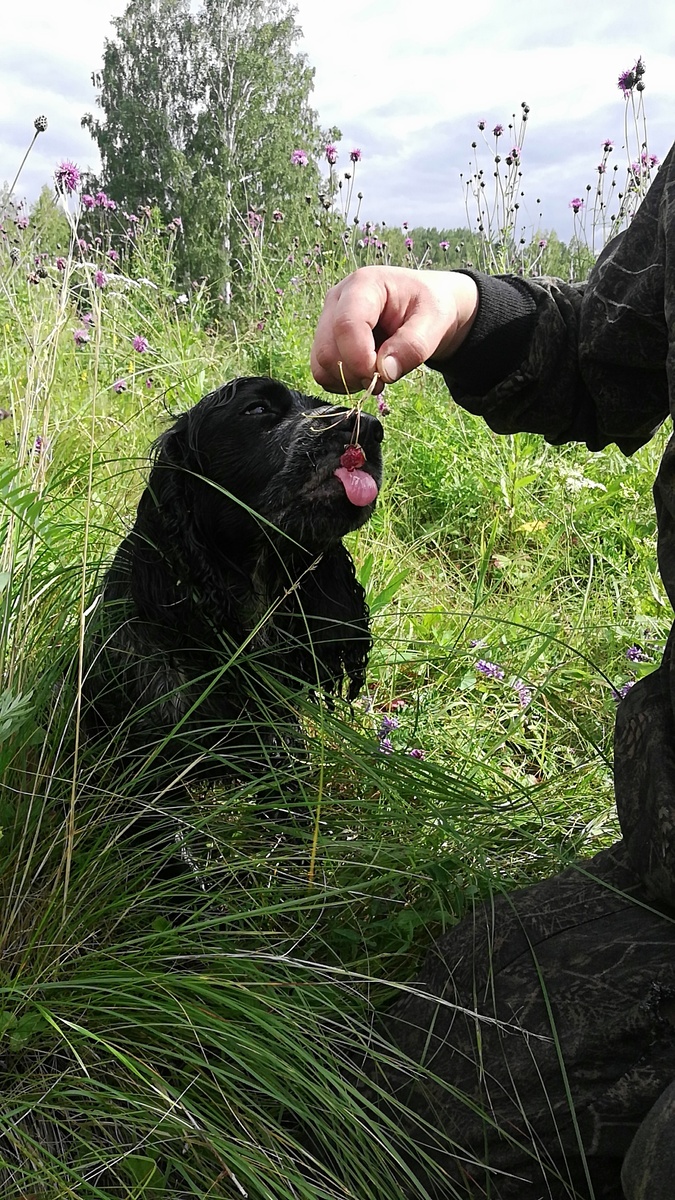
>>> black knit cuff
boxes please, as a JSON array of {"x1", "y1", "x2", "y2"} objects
[{"x1": 428, "y1": 270, "x2": 538, "y2": 396}]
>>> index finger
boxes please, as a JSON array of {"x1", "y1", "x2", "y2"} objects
[{"x1": 311, "y1": 272, "x2": 385, "y2": 393}]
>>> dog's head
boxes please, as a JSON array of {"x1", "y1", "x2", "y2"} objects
[{"x1": 149, "y1": 376, "x2": 384, "y2": 555}]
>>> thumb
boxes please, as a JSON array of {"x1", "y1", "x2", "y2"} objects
[{"x1": 376, "y1": 313, "x2": 446, "y2": 383}]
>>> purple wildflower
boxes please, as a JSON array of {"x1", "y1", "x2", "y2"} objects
[
  {"x1": 54, "y1": 160, "x2": 81, "y2": 193},
  {"x1": 493, "y1": 124, "x2": 504, "y2": 137},
  {"x1": 272, "y1": 210, "x2": 284, "y2": 222},
  {"x1": 569, "y1": 197, "x2": 584, "y2": 214},
  {"x1": 73, "y1": 329, "x2": 89, "y2": 347},
  {"x1": 350, "y1": 148, "x2": 362, "y2": 162},
  {"x1": 538, "y1": 238, "x2": 548, "y2": 249},
  {"x1": 95, "y1": 191, "x2": 108, "y2": 207},
  {"x1": 77, "y1": 238, "x2": 88, "y2": 251},
  {"x1": 439, "y1": 240, "x2": 450, "y2": 251},
  {"x1": 404, "y1": 236, "x2": 413, "y2": 249},
  {"x1": 247, "y1": 210, "x2": 262, "y2": 232},
  {"x1": 82, "y1": 312, "x2": 94, "y2": 326},
  {"x1": 510, "y1": 145, "x2": 521, "y2": 160},
  {"x1": 104, "y1": 197, "x2": 117, "y2": 211},
  {"x1": 145, "y1": 377, "x2": 153, "y2": 388},
  {"x1": 113, "y1": 378, "x2": 127, "y2": 394},
  {"x1": 477, "y1": 119, "x2": 486, "y2": 131},
  {"x1": 641, "y1": 150, "x2": 659, "y2": 168},
  {"x1": 379, "y1": 737, "x2": 393, "y2": 754},
  {"x1": 476, "y1": 659, "x2": 505, "y2": 681},
  {"x1": 55, "y1": 256, "x2": 66, "y2": 270},
  {"x1": 94, "y1": 269, "x2": 108, "y2": 288},
  {"x1": 291, "y1": 149, "x2": 308, "y2": 166},
  {"x1": 409, "y1": 747, "x2": 425, "y2": 760},
  {"x1": 379, "y1": 715, "x2": 399, "y2": 734},
  {"x1": 469, "y1": 638, "x2": 487, "y2": 649},
  {"x1": 16, "y1": 216, "x2": 29, "y2": 230},
  {"x1": 107, "y1": 249, "x2": 120, "y2": 262},
  {"x1": 618, "y1": 67, "x2": 636, "y2": 94},
  {"x1": 513, "y1": 678, "x2": 532, "y2": 708},
  {"x1": 33, "y1": 435, "x2": 44, "y2": 456},
  {"x1": 613, "y1": 681, "x2": 636, "y2": 702},
  {"x1": 597, "y1": 162, "x2": 606, "y2": 174},
  {"x1": 378, "y1": 396, "x2": 390, "y2": 416},
  {"x1": 132, "y1": 335, "x2": 149, "y2": 353},
  {"x1": 173, "y1": 216, "x2": 183, "y2": 230},
  {"x1": 626, "y1": 645, "x2": 651, "y2": 663},
  {"x1": 81, "y1": 194, "x2": 95, "y2": 210},
  {"x1": 325, "y1": 144, "x2": 338, "y2": 165},
  {"x1": 602, "y1": 139, "x2": 614, "y2": 152}
]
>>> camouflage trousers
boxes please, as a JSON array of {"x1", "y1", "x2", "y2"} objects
[{"x1": 368, "y1": 843, "x2": 675, "y2": 1199}]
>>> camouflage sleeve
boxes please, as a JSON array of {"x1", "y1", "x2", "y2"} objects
[
  {"x1": 435, "y1": 143, "x2": 675, "y2": 456},
  {"x1": 438, "y1": 144, "x2": 675, "y2": 911}
]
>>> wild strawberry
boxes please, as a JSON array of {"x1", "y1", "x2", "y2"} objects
[{"x1": 340, "y1": 444, "x2": 365, "y2": 471}]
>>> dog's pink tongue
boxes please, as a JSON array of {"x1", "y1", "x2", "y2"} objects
[{"x1": 334, "y1": 467, "x2": 379, "y2": 507}]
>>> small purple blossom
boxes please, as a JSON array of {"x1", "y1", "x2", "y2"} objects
[
  {"x1": 113, "y1": 378, "x2": 127, "y2": 394},
  {"x1": 145, "y1": 377, "x2": 153, "y2": 388},
  {"x1": 476, "y1": 659, "x2": 505, "y2": 681},
  {"x1": 379, "y1": 737, "x2": 393, "y2": 754},
  {"x1": 404, "y1": 236, "x2": 413, "y2": 250},
  {"x1": 81, "y1": 194, "x2": 95, "y2": 210},
  {"x1": 597, "y1": 162, "x2": 606, "y2": 174},
  {"x1": 325, "y1": 144, "x2": 338, "y2": 165},
  {"x1": 272, "y1": 209, "x2": 284, "y2": 222},
  {"x1": 132, "y1": 335, "x2": 149, "y2": 353},
  {"x1": 641, "y1": 150, "x2": 659, "y2": 168},
  {"x1": 77, "y1": 238, "x2": 88, "y2": 251},
  {"x1": 618, "y1": 68, "x2": 636, "y2": 95},
  {"x1": 54, "y1": 160, "x2": 81, "y2": 193},
  {"x1": 73, "y1": 329, "x2": 89, "y2": 347},
  {"x1": 408, "y1": 747, "x2": 425, "y2": 760},
  {"x1": 626, "y1": 645, "x2": 651, "y2": 663},
  {"x1": 291, "y1": 149, "x2": 308, "y2": 166},
  {"x1": 513, "y1": 678, "x2": 532, "y2": 709},
  {"x1": 82, "y1": 312, "x2": 94, "y2": 326},
  {"x1": 602, "y1": 139, "x2": 614, "y2": 152},
  {"x1": 469, "y1": 638, "x2": 487, "y2": 649},
  {"x1": 350, "y1": 148, "x2": 362, "y2": 162},
  {"x1": 510, "y1": 146, "x2": 520, "y2": 160},
  {"x1": 379, "y1": 715, "x2": 399, "y2": 734},
  {"x1": 613, "y1": 681, "x2": 636, "y2": 702},
  {"x1": 95, "y1": 191, "x2": 109, "y2": 207},
  {"x1": 33, "y1": 435, "x2": 45, "y2": 456},
  {"x1": 439, "y1": 240, "x2": 450, "y2": 251},
  {"x1": 538, "y1": 238, "x2": 548, "y2": 249},
  {"x1": 569, "y1": 197, "x2": 584, "y2": 214},
  {"x1": 94, "y1": 269, "x2": 108, "y2": 288},
  {"x1": 378, "y1": 396, "x2": 391, "y2": 416},
  {"x1": 16, "y1": 216, "x2": 29, "y2": 230},
  {"x1": 55, "y1": 256, "x2": 66, "y2": 270},
  {"x1": 247, "y1": 210, "x2": 262, "y2": 232},
  {"x1": 493, "y1": 124, "x2": 504, "y2": 137},
  {"x1": 107, "y1": 248, "x2": 120, "y2": 262}
]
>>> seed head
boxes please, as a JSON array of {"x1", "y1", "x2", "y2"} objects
[{"x1": 34, "y1": 115, "x2": 48, "y2": 133}]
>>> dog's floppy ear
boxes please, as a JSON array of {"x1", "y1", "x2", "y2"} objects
[
  {"x1": 293, "y1": 543, "x2": 371, "y2": 700},
  {"x1": 129, "y1": 415, "x2": 241, "y2": 631}
]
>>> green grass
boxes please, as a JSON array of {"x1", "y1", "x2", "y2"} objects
[{"x1": 0, "y1": 210, "x2": 668, "y2": 1196}]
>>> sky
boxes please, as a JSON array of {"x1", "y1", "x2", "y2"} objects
[{"x1": 2, "y1": 0, "x2": 674, "y2": 240}]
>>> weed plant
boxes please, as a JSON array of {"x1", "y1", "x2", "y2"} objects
[{"x1": 0, "y1": 72, "x2": 668, "y2": 1195}]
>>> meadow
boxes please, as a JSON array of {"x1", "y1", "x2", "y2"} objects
[{"x1": 0, "y1": 107, "x2": 668, "y2": 1194}]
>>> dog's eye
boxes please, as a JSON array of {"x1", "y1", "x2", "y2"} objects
[{"x1": 242, "y1": 402, "x2": 271, "y2": 416}]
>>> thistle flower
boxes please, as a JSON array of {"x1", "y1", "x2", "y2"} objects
[
  {"x1": 291, "y1": 149, "x2": 308, "y2": 166},
  {"x1": 378, "y1": 396, "x2": 391, "y2": 416},
  {"x1": 54, "y1": 160, "x2": 81, "y2": 193},
  {"x1": 81, "y1": 194, "x2": 95, "y2": 210},
  {"x1": 618, "y1": 68, "x2": 636, "y2": 95},
  {"x1": 113, "y1": 378, "x2": 127, "y2": 393},
  {"x1": 325, "y1": 144, "x2": 338, "y2": 165},
  {"x1": 602, "y1": 139, "x2": 614, "y2": 152},
  {"x1": 476, "y1": 659, "x2": 504, "y2": 681},
  {"x1": 272, "y1": 210, "x2": 284, "y2": 222},
  {"x1": 82, "y1": 312, "x2": 94, "y2": 326},
  {"x1": 55, "y1": 256, "x2": 66, "y2": 270},
  {"x1": 16, "y1": 216, "x2": 29, "y2": 230},
  {"x1": 94, "y1": 269, "x2": 108, "y2": 288},
  {"x1": 477, "y1": 119, "x2": 486, "y2": 131},
  {"x1": 569, "y1": 197, "x2": 584, "y2": 214},
  {"x1": 439, "y1": 240, "x2": 449, "y2": 251},
  {"x1": 404, "y1": 236, "x2": 413, "y2": 249},
  {"x1": 132, "y1": 335, "x2": 149, "y2": 353},
  {"x1": 107, "y1": 249, "x2": 120, "y2": 262},
  {"x1": 538, "y1": 238, "x2": 548, "y2": 249},
  {"x1": 350, "y1": 148, "x2": 362, "y2": 162},
  {"x1": 73, "y1": 329, "x2": 89, "y2": 347},
  {"x1": 493, "y1": 124, "x2": 504, "y2": 137},
  {"x1": 95, "y1": 191, "x2": 109, "y2": 207}
]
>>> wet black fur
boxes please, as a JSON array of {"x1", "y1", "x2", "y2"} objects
[{"x1": 83, "y1": 377, "x2": 383, "y2": 785}]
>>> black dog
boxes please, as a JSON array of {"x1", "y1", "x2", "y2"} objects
[{"x1": 84, "y1": 376, "x2": 383, "y2": 787}]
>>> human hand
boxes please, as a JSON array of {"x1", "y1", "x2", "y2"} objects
[{"x1": 310, "y1": 266, "x2": 479, "y2": 394}]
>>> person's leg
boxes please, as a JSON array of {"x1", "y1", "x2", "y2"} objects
[{"x1": 621, "y1": 1078, "x2": 675, "y2": 1199}]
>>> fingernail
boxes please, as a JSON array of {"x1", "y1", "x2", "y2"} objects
[{"x1": 381, "y1": 355, "x2": 399, "y2": 383}]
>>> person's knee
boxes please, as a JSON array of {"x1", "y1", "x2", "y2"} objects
[{"x1": 621, "y1": 1079, "x2": 675, "y2": 1199}]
